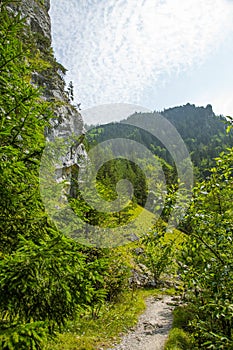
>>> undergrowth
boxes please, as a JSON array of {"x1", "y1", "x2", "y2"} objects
[{"x1": 45, "y1": 289, "x2": 161, "y2": 350}]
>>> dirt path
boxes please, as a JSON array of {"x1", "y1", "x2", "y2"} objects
[{"x1": 107, "y1": 295, "x2": 179, "y2": 350}]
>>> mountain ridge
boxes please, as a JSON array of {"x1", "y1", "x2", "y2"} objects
[{"x1": 86, "y1": 103, "x2": 232, "y2": 179}]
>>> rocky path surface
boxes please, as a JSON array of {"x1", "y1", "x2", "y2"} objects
[{"x1": 107, "y1": 295, "x2": 179, "y2": 350}]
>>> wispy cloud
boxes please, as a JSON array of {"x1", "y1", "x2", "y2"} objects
[
  {"x1": 196, "y1": 90, "x2": 233, "y2": 118},
  {"x1": 50, "y1": 0, "x2": 233, "y2": 109}
]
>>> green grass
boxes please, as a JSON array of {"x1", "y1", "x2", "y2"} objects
[
  {"x1": 165, "y1": 328, "x2": 193, "y2": 350},
  {"x1": 101, "y1": 202, "x2": 156, "y2": 230},
  {"x1": 45, "y1": 289, "x2": 162, "y2": 350},
  {"x1": 44, "y1": 205, "x2": 185, "y2": 350},
  {"x1": 100, "y1": 203, "x2": 186, "y2": 248},
  {"x1": 164, "y1": 305, "x2": 195, "y2": 350}
]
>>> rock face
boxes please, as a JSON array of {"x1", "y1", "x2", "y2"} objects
[
  {"x1": 13, "y1": 0, "x2": 86, "y2": 183},
  {"x1": 14, "y1": 0, "x2": 51, "y2": 43}
]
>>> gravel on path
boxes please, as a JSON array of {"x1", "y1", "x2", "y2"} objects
[{"x1": 107, "y1": 295, "x2": 178, "y2": 350}]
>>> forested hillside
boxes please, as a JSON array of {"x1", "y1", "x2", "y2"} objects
[{"x1": 86, "y1": 103, "x2": 233, "y2": 179}]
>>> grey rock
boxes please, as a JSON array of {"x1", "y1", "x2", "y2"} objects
[
  {"x1": 12, "y1": 0, "x2": 87, "y2": 186},
  {"x1": 12, "y1": 0, "x2": 51, "y2": 43}
]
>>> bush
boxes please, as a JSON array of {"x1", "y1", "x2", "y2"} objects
[
  {"x1": 137, "y1": 226, "x2": 177, "y2": 285},
  {"x1": 0, "y1": 321, "x2": 50, "y2": 350},
  {"x1": 180, "y1": 148, "x2": 233, "y2": 348},
  {"x1": 103, "y1": 247, "x2": 132, "y2": 302}
]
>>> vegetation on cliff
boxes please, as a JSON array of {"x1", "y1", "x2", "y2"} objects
[{"x1": 0, "y1": 2, "x2": 122, "y2": 348}]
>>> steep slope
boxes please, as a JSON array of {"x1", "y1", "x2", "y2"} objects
[{"x1": 10, "y1": 0, "x2": 86, "y2": 182}]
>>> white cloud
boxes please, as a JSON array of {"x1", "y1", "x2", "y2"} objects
[
  {"x1": 196, "y1": 91, "x2": 233, "y2": 117},
  {"x1": 50, "y1": 0, "x2": 233, "y2": 110},
  {"x1": 81, "y1": 103, "x2": 151, "y2": 125}
]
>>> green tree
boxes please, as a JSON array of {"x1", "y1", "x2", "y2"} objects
[
  {"x1": 180, "y1": 148, "x2": 233, "y2": 349},
  {"x1": 0, "y1": 0, "x2": 52, "y2": 252},
  {"x1": 137, "y1": 220, "x2": 178, "y2": 285},
  {"x1": 0, "y1": 2, "x2": 107, "y2": 348}
]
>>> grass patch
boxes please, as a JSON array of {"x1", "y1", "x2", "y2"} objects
[
  {"x1": 172, "y1": 306, "x2": 194, "y2": 330},
  {"x1": 101, "y1": 203, "x2": 156, "y2": 233},
  {"x1": 45, "y1": 289, "x2": 160, "y2": 350},
  {"x1": 164, "y1": 305, "x2": 194, "y2": 350},
  {"x1": 165, "y1": 328, "x2": 193, "y2": 350}
]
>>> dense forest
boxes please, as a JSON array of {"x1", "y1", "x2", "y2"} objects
[
  {"x1": 0, "y1": 1, "x2": 233, "y2": 349},
  {"x1": 86, "y1": 104, "x2": 233, "y2": 180}
]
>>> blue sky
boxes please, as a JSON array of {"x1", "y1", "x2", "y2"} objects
[{"x1": 49, "y1": 0, "x2": 233, "y2": 124}]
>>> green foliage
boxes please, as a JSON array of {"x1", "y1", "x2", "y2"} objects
[
  {"x1": 180, "y1": 147, "x2": 233, "y2": 349},
  {"x1": 0, "y1": 236, "x2": 107, "y2": 326},
  {"x1": 96, "y1": 158, "x2": 148, "y2": 207},
  {"x1": 3, "y1": 1, "x2": 233, "y2": 349},
  {"x1": 69, "y1": 155, "x2": 146, "y2": 232},
  {"x1": 171, "y1": 306, "x2": 194, "y2": 330},
  {"x1": 0, "y1": 2, "x2": 109, "y2": 348},
  {"x1": 102, "y1": 247, "x2": 132, "y2": 302},
  {"x1": 0, "y1": 321, "x2": 50, "y2": 350},
  {"x1": 45, "y1": 290, "x2": 148, "y2": 350},
  {"x1": 86, "y1": 104, "x2": 233, "y2": 181},
  {"x1": 0, "y1": 233, "x2": 109, "y2": 348},
  {"x1": 137, "y1": 222, "x2": 180, "y2": 284},
  {"x1": 0, "y1": 0, "x2": 52, "y2": 252}
]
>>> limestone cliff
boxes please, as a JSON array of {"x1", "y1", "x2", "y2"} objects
[{"x1": 12, "y1": 0, "x2": 86, "y2": 182}]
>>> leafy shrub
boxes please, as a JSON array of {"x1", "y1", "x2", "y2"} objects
[
  {"x1": 0, "y1": 236, "x2": 107, "y2": 325},
  {"x1": 172, "y1": 306, "x2": 194, "y2": 331},
  {"x1": 103, "y1": 248, "x2": 132, "y2": 302},
  {"x1": 180, "y1": 148, "x2": 233, "y2": 348},
  {"x1": 137, "y1": 226, "x2": 177, "y2": 284}
]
